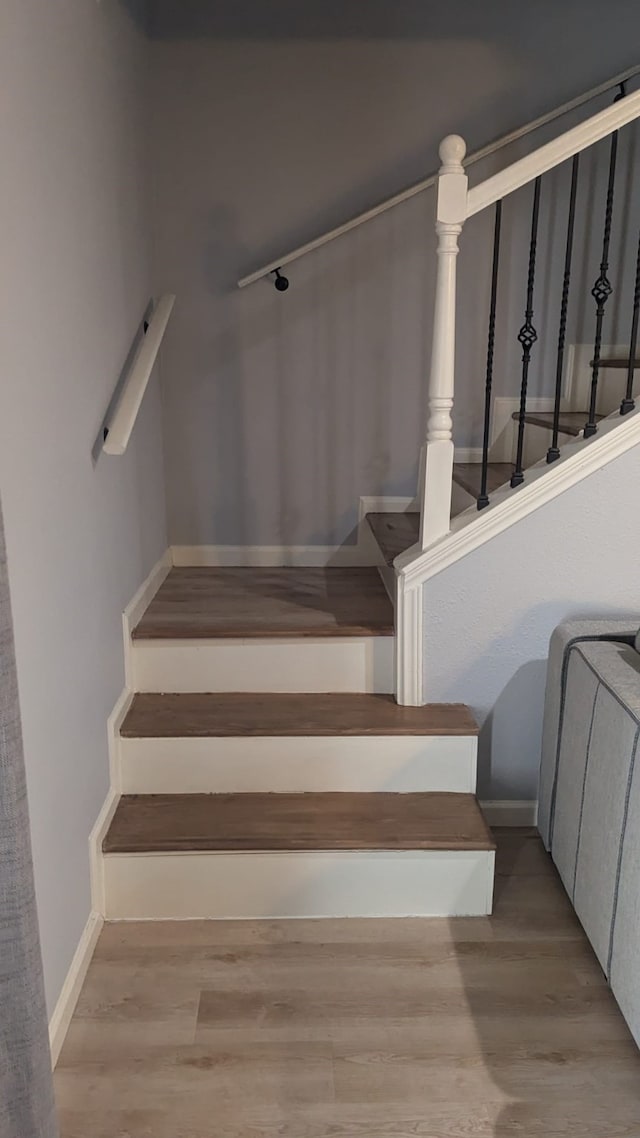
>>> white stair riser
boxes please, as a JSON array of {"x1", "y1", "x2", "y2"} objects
[
  {"x1": 119, "y1": 735, "x2": 477, "y2": 794},
  {"x1": 104, "y1": 849, "x2": 495, "y2": 919},
  {"x1": 131, "y1": 637, "x2": 394, "y2": 693}
]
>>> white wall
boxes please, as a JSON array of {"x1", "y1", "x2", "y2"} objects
[
  {"x1": 149, "y1": 0, "x2": 640, "y2": 546},
  {"x1": 0, "y1": 0, "x2": 167, "y2": 1015},
  {"x1": 421, "y1": 443, "x2": 640, "y2": 801}
]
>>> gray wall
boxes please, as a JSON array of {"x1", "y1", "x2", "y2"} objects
[
  {"x1": 149, "y1": 0, "x2": 640, "y2": 545},
  {"x1": 0, "y1": 0, "x2": 167, "y2": 1014},
  {"x1": 422, "y1": 443, "x2": 640, "y2": 801}
]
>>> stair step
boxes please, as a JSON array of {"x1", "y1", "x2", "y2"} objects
[
  {"x1": 593, "y1": 357, "x2": 640, "y2": 369},
  {"x1": 365, "y1": 512, "x2": 419, "y2": 566},
  {"x1": 452, "y1": 462, "x2": 513, "y2": 498},
  {"x1": 102, "y1": 792, "x2": 495, "y2": 918},
  {"x1": 133, "y1": 567, "x2": 394, "y2": 640},
  {"x1": 121, "y1": 692, "x2": 477, "y2": 738},
  {"x1": 512, "y1": 410, "x2": 603, "y2": 436},
  {"x1": 103, "y1": 792, "x2": 495, "y2": 853}
]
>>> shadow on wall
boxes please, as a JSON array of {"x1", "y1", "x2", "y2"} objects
[{"x1": 477, "y1": 658, "x2": 548, "y2": 801}]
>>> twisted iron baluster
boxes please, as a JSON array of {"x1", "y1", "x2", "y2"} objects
[
  {"x1": 620, "y1": 228, "x2": 640, "y2": 415},
  {"x1": 548, "y1": 154, "x2": 580, "y2": 463},
  {"x1": 478, "y1": 201, "x2": 502, "y2": 509},
  {"x1": 584, "y1": 91, "x2": 625, "y2": 436},
  {"x1": 511, "y1": 177, "x2": 541, "y2": 488}
]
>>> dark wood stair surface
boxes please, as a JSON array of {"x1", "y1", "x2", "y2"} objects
[
  {"x1": 452, "y1": 462, "x2": 513, "y2": 499},
  {"x1": 512, "y1": 410, "x2": 603, "y2": 436},
  {"x1": 366, "y1": 511, "x2": 419, "y2": 566},
  {"x1": 133, "y1": 567, "x2": 394, "y2": 640},
  {"x1": 593, "y1": 356, "x2": 640, "y2": 369},
  {"x1": 103, "y1": 792, "x2": 496, "y2": 854},
  {"x1": 121, "y1": 692, "x2": 479, "y2": 738}
]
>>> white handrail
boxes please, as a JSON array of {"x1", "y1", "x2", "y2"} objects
[
  {"x1": 466, "y1": 87, "x2": 640, "y2": 218},
  {"x1": 237, "y1": 64, "x2": 640, "y2": 289},
  {"x1": 103, "y1": 294, "x2": 175, "y2": 456}
]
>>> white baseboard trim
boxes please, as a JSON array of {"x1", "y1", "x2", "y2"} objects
[
  {"x1": 89, "y1": 783, "x2": 121, "y2": 916},
  {"x1": 453, "y1": 447, "x2": 483, "y2": 463},
  {"x1": 480, "y1": 800, "x2": 539, "y2": 827},
  {"x1": 358, "y1": 495, "x2": 417, "y2": 518},
  {"x1": 171, "y1": 544, "x2": 375, "y2": 568},
  {"x1": 49, "y1": 910, "x2": 103, "y2": 1069}
]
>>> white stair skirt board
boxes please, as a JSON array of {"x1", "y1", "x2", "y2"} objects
[
  {"x1": 119, "y1": 735, "x2": 478, "y2": 795},
  {"x1": 104, "y1": 849, "x2": 495, "y2": 920},
  {"x1": 131, "y1": 636, "x2": 395, "y2": 694}
]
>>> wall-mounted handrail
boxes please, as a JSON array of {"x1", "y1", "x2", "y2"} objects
[
  {"x1": 237, "y1": 64, "x2": 640, "y2": 290},
  {"x1": 466, "y1": 88, "x2": 640, "y2": 218},
  {"x1": 103, "y1": 294, "x2": 175, "y2": 456}
]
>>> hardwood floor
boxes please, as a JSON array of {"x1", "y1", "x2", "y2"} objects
[
  {"x1": 55, "y1": 830, "x2": 640, "y2": 1137},
  {"x1": 452, "y1": 462, "x2": 514, "y2": 499},
  {"x1": 121, "y1": 693, "x2": 479, "y2": 738},
  {"x1": 133, "y1": 567, "x2": 394, "y2": 639},
  {"x1": 365, "y1": 512, "x2": 420, "y2": 565},
  {"x1": 103, "y1": 792, "x2": 494, "y2": 853}
]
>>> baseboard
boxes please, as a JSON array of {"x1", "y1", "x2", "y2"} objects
[
  {"x1": 89, "y1": 783, "x2": 121, "y2": 916},
  {"x1": 171, "y1": 544, "x2": 376, "y2": 567},
  {"x1": 453, "y1": 447, "x2": 483, "y2": 463},
  {"x1": 49, "y1": 910, "x2": 103, "y2": 1069},
  {"x1": 123, "y1": 550, "x2": 172, "y2": 685},
  {"x1": 480, "y1": 800, "x2": 539, "y2": 827}
]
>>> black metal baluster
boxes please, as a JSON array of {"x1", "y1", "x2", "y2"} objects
[
  {"x1": 477, "y1": 201, "x2": 503, "y2": 509},
  {"x1": 620, "y1": 228, "x2": 640, "y2": 415},
  {"x1": 511, "y1": 177, "x2": 541, "y2": 488},
  {"x1": 547, "y1": 154, "x2": 580, "y2": 463},
  {"x1": 584, "y1": 121, "x2": 621, "y2": 436}
]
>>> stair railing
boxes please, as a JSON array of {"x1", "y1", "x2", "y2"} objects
[{"x1": 419, "y1": 86, "x2": 640, "y2": 552}]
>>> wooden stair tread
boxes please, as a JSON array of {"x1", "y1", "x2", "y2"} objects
[
  {"x1": 593, "y1": 357, "x2": 640, "y2": 369},
  {"x1": 133, "y1": 567, "x2": 394, "y2": 640},
  {"x1": 366, "y1": 512, "x2": 419, "y2": 566},
  {"x1": 121, "y1": 693, "x2": 479, "y2": 738},
  {"x1": 512, "y1": 410, "x2": 603, "y2": 436},
  {"x1": 452, "y1": 462, "x2": 513, "y2": 498},
  {"x1": 103, "y1": 792, "x2": 495, "y2": 853}
]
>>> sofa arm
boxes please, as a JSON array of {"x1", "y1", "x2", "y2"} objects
[{"x1": 538, "y1": 618, "x2": 638, "y2": 848}]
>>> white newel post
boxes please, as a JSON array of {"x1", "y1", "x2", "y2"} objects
[{"x1": 419, "y1": 135, "x2": 468, "y2": 550}]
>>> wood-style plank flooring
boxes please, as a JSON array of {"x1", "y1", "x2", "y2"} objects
[
  {"x1": 121, "y1": 693, "x2": 479, "y2": 738},
  {"x1": 103, "y1": 792, "x2": 494, "y2": 853},
  {"x1": 515, "y1": 410, "x2": 604, "y2": 436},
  {"x1": 55, "y1": 830, "x2": 640, "y2": 1137},
  {"x1": 452, "y1": 462, "x2": 514, "y2": 499},
  {"x1": 365, "y1": 512, "x2": 419, "y2": 565},
  {"x1": 133, "y1": 567, "x2": 394, "y2": 639}
]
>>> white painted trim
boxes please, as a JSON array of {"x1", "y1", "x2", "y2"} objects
[
  {"x1": 467, "y1": 89, "x2": 640, "y2": 217},
  {"x1": 397, "y1": 403, "x2": 640, "y2": 588},
  {"x1": 89, "y1": 783, "x2": 121, "y2": 917},
  {"x1": 103, "y1": 849, "x2": 495, "y2": 919},
  {"x1": 131, "y1": 636, "x2": 395, "y2": 694},
  {"x1": 358, "y1": 495, "x2": 417, "y2": 519},
  {"x1": 49, "y1": 910, "x2": 103, "y2": 1069},
  {"x1": 396, "y1": 577, "x2": 423, "y2": 705},
  {"x1": 170, "y1": 544, "x2": 375, "y2": 568},
  {"x1": 480, "y1": 800, "x2": 539, "y2": 827},
  {"x1": 454, "y1": 447, "x2": 483, "y2": 463},
  {"x1": 237, "y1": 65, "x2": 640, "y2": 288},
  {"x1": 122, "y1": 550, "x2": 172, "y2": 688},
  {"x1": 103, "y1": 295, "x2": 176, "y2": 455}
]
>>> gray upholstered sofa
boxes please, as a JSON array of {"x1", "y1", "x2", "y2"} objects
[{"x1": 538, "y1": 619, "x2": 640, "y2": 1048}]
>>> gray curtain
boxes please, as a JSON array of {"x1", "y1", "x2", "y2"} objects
[{"x1": 0, "y1": 498, "x2": 58, "y2": 1138}]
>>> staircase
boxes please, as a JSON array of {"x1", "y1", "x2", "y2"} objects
[{"x1": 101, "y1": 567, "x2": 495, "y2": 919}]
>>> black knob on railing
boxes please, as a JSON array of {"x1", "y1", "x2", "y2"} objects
[{"x1": 273, "y1": 268, "x2": 289, "y2": 292}]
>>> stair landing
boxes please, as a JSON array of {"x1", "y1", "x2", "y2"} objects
[{"x1": 133, "y1": 567, "x2": 394, "y2": 639}]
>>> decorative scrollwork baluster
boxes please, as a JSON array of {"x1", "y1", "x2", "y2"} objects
[
  {"x1": 511, "y1": 177, "x2": 541, "y2": 488},
  {"x1": 477, "y1": 201, "x2": 502, "y2": 509},
  {"x1": 548, "y1": 154, "x2": 580, "y2": 463}
]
